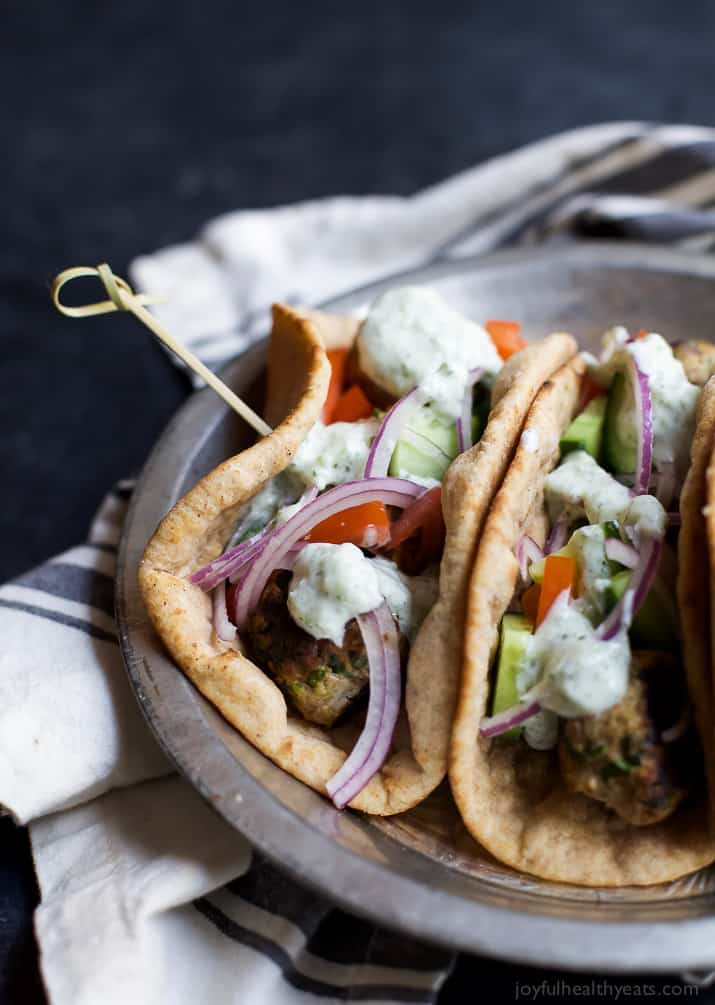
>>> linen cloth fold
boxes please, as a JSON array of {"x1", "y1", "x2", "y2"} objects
[{"x1": 4, "y1": 120, "x2": 715, "y2": 1004}]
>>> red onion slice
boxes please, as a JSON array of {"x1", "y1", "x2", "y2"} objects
[
  {"x1": 192, "y1": 486, "x2": 318, "y2": 592},
  {"x1": 456, "y1": 367, "x2": 484, "y2": 455},
  {"x1": 191, "y1": 528, "x2": 268, "y2": 591},
  {"x1": 596, "y1": 535, "x2": 662, "y2": 641},
  {"x1": 662, "y1": 704, "x2": 691, "y2": 743},
  {"x1": 234, "y1": 478, "x2": 423, "y2": 627},
  {"x1": 627, "y1": 356, "x2": 653, "y2": 496},
  {"x1": 275, "y1": 541, "x2": 308, "y2": 571},
  {"x1": 212, "y1": 583, "x2": 237, "y2": 642},
  {"x1": 364, "y1": 386, "x2": 428, "y2": 478},
  {"x1": 227, "y1": 536, "x2": 271, "y2": 584},
  {"x1": 545, "y1": 515, "x2": 570, "y2": 555},
  {"x1": 516, "y1": 536, "x2": 544, "y2": 582},
  {"x1": 480, "y1": 688, "x2": 543, "y2": 738},
  {"x1": 326, "y1": 603, "x2": 401, "y2": 808},
  {"x1": 604, "y1": 537, "x2": 639, "y2": 569}
]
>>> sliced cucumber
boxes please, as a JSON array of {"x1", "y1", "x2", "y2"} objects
[
  {"x1": 491, "y1": 614, "x2": 534, "y2": 738},
  {"x1": 388, "y1": 407, "x2": 477, "y2": 482},
  {"x1": 606, "y1": 569, "x2": 678, "y2": 651},
  {"x1": 390, "y1": 436, "x2": 451, "y2": 481},
  {"x1": 560, "y1": 395, "x2": 607, "y2": 460},
  {"x1": 603, "y1": 371, "x2": 637, "y2": 474}
]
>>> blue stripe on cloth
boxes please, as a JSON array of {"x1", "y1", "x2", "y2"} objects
[
  {"x1": 227, "y1": 860, "x2": 452, "y2": 973},
  {"x1": 15, "y1": 563, "x2": 115, "y2": 619},
  {"x1": 590, "y1": 139, "x2": 715, "y2": 195},
  {"x1": 0, "y1": 597, "x2": 117, "y2": 643},
  {"x1": 194, "y1": 897, "x2": 446, "y2": 1003}
]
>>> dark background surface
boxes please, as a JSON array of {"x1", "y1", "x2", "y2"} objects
[{"x1": 5, "y1": 1, "x2": 715, "y2": 1001}]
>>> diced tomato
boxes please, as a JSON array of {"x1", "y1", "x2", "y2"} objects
[
  {"x1": 486, "y1": 320, "x2": 527, "y2": 360},
  {"x1": 330, "y1": 384, "x2": 374, "y2": 424},
  {"x1": 390, "y1": 486, "x2": 445, "y2": 570},
  {"x1": 535, "y1": 554, "x2": 575, "y2": 628},
  {"x1": 305, "y1": 501, "x2": 391, "y2": 549},
  {"x1": 578, "y1": 374, "x2": 605, "y2": 411},
  {"x1": 521, "y1": 583, "x2": 541, "y2": 623},
  {"x1": 321, "y1": 349, "x2": 350, "y2": 423}
]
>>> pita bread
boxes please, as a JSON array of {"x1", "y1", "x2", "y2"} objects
[
  {"x1": 140, "y1": 304, "x2": 576, "y2": 814},
  {"x1": 680, "y1": 377, "x2": 715, "y2": 824},
  {"x1": 450, "y1": 359, "x2": 715, "y2": 884}
]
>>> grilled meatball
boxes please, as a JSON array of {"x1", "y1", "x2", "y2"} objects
[
  {"x1": 674, "y1": 340, "x2": 715, "y2": 387},
  {"x1": 559, "y1": 651, "x2": 690, "y2": 825},
  {"x1": 245, "y1": 571, "x2": 371, "y2": 727}
]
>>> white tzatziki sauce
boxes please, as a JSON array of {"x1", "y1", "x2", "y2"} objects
[
  {"x1": 529, "y1": 525, "x2": 611, "y2": 621},
  {"x1": 288, "y1": 544, "x2": 437, "y2": 646},
  {"x1": 291, "y1": 419, "x2": 379, "y2": 490},
  {"x1": 288, "y1": 543, "x2": 383, "y2": 646},
  {"x1": 518, "y1": 592, "x2": 630, "y2": 717},
  {"x1": 565, "y1": 524, "x2": 611, "y2": 620},
  {"x1": 229, "y1": 471, "x2": 301, "y2": 542},
  {"x1": 356, "y1": 286, "x2": 502, "y2": 419},
  {"x1": 545, "y1": 451, "x2": 667, "y2": 538},
  {"x1": 274, "y1": 499, "x2": 307, "y2": 527},
  {"x1": 523, "y1": 708, "x2": 559, "y2": 750},
  {"x1": 592, "y1": 330, "x2": 699, "y2": 478}
]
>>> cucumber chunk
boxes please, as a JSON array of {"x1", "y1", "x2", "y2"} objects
[
  {"x1": 560, "y1": 395, "x2": 607, "y2": 460},
  {"x1": 603, "y1": 371, "x2": 637, "y2": 474},
  {"x1": 388, "y1": 408, "x2": 479, "y2": 482},
  {"x1": 491, "y1": 614, "x2": 534, "y2": 737},
  {"x1": 605, "y1": 570, "x2": 678, "y2": 650}
]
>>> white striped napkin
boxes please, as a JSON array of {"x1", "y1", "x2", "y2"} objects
[{"x1": 4, "y1": 121, "x2": 715, "y2": 1004}]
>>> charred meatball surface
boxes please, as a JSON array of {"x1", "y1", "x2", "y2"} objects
[
  {"x1": 559, "y1": 651, "x2": 691, "y2": 826},
  {"x1": 245, "y1": 571, "x2": 370, "y2": 727}
]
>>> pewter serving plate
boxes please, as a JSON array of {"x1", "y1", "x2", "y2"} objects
[{"x1": 117, "y1": 243, "x2": 715, "y2": 973}]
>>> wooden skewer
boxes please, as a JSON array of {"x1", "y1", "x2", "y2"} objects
[{"x1": 51, "y1": 263, "x2": 273, "y2": 438}]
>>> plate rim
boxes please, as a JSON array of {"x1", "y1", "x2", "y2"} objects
[{"x1": 116, "y1": 241, "x2": 715, "y2": 971}]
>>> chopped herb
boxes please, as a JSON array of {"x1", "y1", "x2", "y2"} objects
[
  {"x1": 620, "y1": 735, "x2": 642, "y2": 768},
  {"x1": 563, "y1": 737, "x2": 605, "y2": 762},
  {"x1": 307, "y1": 669, "x2": 326, "y2": 688},
  {"x1": 328, "y1": 653, "x2": 346, "y2": 673},
  {"x1": 239, "y1": 525, "x2": 262, "y2": 542},
  {"x1": 600, "y1": 755, "x2": 636, "y2": 781}
]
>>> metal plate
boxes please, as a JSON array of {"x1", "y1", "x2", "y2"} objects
[{"x1": 117, "y1": 243, "x2": 715, "y2": 972}]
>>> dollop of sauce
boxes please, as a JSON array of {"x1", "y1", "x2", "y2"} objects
[
  {"x1": 523, "y1": 708, "x2": 559, "y2": 750},
  {"x1": 287, "y1": 545, "x2": 437, "y2": 646},
  {"x1": 566, "y1": 524, "x2": 611, "y2": 621},
  {"x1": 288, "y1": 543, "x2": 383, "y2": 645},
  {"x1": 356, "y1": 286, "x2": 502, "y2": 418},
  {"x1": 229, "y1": 470, "x2": 301, "y2": 543},
  {"x1": 545, "y1": 451, "x2": 667, "y2": 539},
  {"x1": 592, "y1": 330, "x2": 699, "y2": 479},
  {"x1": 291, "y1": 418, "x2": 379, "y2": 490},
  {"x1": 519, "y1": 592, "x2": 630, "y2": 717}
]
